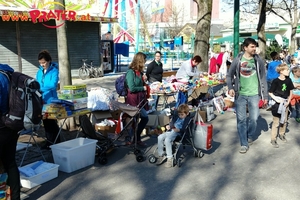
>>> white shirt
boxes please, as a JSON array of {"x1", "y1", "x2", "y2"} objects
[{"x1": 176, "y1": 59, "x2": 200, "y2": 79}]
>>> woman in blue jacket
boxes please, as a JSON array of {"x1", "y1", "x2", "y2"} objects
[{"x1": 36, "y1": 50, "x2": 60, "y2": 148}]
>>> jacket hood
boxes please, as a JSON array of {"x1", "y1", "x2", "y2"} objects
[{"x1": 0, "y1": 63, "x2": 14, "y2": 73}]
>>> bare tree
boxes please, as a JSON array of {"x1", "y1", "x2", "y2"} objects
[
  {"x1": 257, "y1": 0, "x2": 267, "y2": 61},
  {"x1": 268, "y1": 0, "x2": 299, "y2": 53},
  {"x1": 55, "y1": 0, "x2": 71, "y2": 88},
  {"x1": 164, "y1": 2, "x2": 185, "y2": 39},
  {"x1": 193, "y1": 0, "x2": 212, "y2": 71}
]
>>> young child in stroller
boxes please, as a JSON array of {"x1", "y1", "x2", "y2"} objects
[{"x1": 157, "y1": 104, "x2": 191, "y2": 168}]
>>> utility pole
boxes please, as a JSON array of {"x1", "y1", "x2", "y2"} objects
[
  {"x1": 135, "y1": 0, "x2": 140, "y2": 53},
  {"x1": 234, "y1": 0, "x2": 240, "y2": 57}
]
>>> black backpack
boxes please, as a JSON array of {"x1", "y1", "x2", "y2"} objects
[{"x1": 0, "y1": 71, "x2": 43, "y2": 131}]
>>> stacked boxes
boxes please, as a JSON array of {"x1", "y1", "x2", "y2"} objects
[
  {"x1": 59, "y1": 84, "x2": 89, "y2": 114},
  {"x1": 43, "y1": 103, "x2": 72, "y2": 119},
  {"x1": 58, "y1": 84, "x2": 87, "y2": 100}
]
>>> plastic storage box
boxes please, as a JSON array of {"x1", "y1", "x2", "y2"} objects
[
  {"x1": 50, "y1": 138, "x2": 97, "y2": 173},
  {"x1": 19, "y1": 161, "x2": 59, "y2": 189}
]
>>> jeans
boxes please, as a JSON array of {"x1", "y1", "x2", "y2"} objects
[
  {"x1": 157, "y1": 130, "x2": 179, "y2": 158},
  {"x1": 133, "y1": 108, "x2": 148, "y2": 142},
  {"x1": 151, "y1": 94, "x2": 160, "y2": 110},
  {"x1": 235, "y1": 94, "x2": 260, "y2": 147},
  {"x1": 0, "y1": 127, "x2": 20, "y2": 200},
  {"x1": 295, "y1": 102, "x2": 300, "y2": 118}
]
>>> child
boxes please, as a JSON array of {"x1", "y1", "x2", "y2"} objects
[
  {"x1": 266, "y1": 51, "x2": 281, "y2": 110},
  {"x1": 269, "y1": 63, "x2": 294, "y2": 148},
  {"x1": 290, "y1": 66, "x2": 300, "y2": 122},
  {"x1": 156, "y1": 104, "x2": 191, "y2": 168}
]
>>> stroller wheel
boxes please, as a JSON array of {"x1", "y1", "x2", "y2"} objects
[
  {"x1": 193, "y1": 150, "x2": 198, "y2": 157},
  {"x1": 148, "y1": 154, "x2": 157, "y2": 164},
  {"x1": 198, "y1": 150, "x2": 204, "y2": 158},
  {"x1": 98, "y1": 157, "x2": 108, "y2": 165},
  {"x1": 177, "y1": 158, "x2": 183, "y2": 167},
  {"x1": 136, "y1": 154, "x2": 144, "y2": 162},
  {"x1": 134, "y1": 149, "x2": 141, "y2": 155}
]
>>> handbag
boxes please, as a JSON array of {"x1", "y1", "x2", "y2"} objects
[{"x1": 193, "y1": 108, "x2": 213, "y2": 151}]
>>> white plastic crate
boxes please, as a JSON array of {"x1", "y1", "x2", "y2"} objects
[
  {"x1": 19, "y1": 161, "x2": 59, "y2": 189},
  {"x1": 50, "y1": 138, "x2": 97, "y2": 173}
]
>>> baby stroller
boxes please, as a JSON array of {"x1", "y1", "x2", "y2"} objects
[
  {"x1": 79, "y1": 115, "x2": 115, "y2": 165},
  {"x1": 147, "y1": 111, "x2": 204, "y2": 167},
  {"x1": 109, "y1": 100, "x2": 148, "y2": 162}
]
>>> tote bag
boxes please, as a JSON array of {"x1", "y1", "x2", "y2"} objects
[{"x1": 193, "y1": 109, "x2": 213, "y2": 151}]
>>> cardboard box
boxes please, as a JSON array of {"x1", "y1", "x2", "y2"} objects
[
  {"x1": 63, "y1": 84, "x2": 86, "y2": 90},
  {"x1": 95, "y1": 124, "x2": 116, "y2": 137},
  {"x1": 147, "y1": 111, "x2": 170, "y2": 127},
  {"x1": 59, "y1": 88, "x2": 86, "y2": 95},
  {"x1": 198, "y1": 110, "x2": 207, "y2": 123},
  {"x1": 50, "y1": 138, "x2": 97, "y2": 173},
  {"x1": 19, "y1": 161, "x2": 59, "y2": 189},
  {"x1": 67, "y1": 97, "x2": 88, "y2": 110},
  {"x1": 158, "y1": 114, "x2": 170, "y2": 126},
  {"x1": 58, "y1": 92, "x2": 88, "y2": 100},
  {"x1": 147, "y1": 114, "x2": 158, "y2": 127}
]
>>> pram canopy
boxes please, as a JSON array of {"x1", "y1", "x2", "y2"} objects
[{"x1": 110, "y1": 100, "x2": 143, "y2": 117}]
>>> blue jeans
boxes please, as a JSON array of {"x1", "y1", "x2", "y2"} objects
[
  {"x1": 133, "y1": 108, "x2": 148, "y2": 142},
  {"x1": 295, "y1": 102, "x2": 300, "y2": 118},
  {"x1": 235, "y1": 94, "x2": 260, "y2": 147},
  {"x1": 157, "y1": 130, "x2": 179, "y2": 158}
]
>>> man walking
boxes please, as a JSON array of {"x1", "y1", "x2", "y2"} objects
[{"x1": 226, "y1": 38, "x2": 268, "y2": 154}]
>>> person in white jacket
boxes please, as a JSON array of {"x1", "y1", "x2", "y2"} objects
[{"x1": 176, "y1": 55, "x2": 202, "y2": 79}]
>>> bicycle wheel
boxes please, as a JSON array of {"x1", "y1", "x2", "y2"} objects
[
  {"x1": 78, "y1": 67, "x2": 89, "y2": 80},
  {"x1": 92, "y1": 67, "x2": 99, "y2": 78},
  {"x1": 88, "y1": 67, "x2": 96, "y2": 78},
  {"x1": 97, "y1": 67, "x2": 103, "y2": 77}
]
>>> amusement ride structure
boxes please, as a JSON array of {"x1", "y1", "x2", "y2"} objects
[{"x1": 100, "y1": 0, "x2": 153, "y2": 47}]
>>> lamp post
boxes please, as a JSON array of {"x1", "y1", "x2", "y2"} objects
[
  {"x1": 135, "y1": 0, "x2": 141, "y2": 53},
  {"x1": 234, "y1": 0, "x2": 240, "y2": 57}
]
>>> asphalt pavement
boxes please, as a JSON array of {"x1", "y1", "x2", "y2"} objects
[{"x1": 17, "y1": 74, "x2": 300, "y2": 200}]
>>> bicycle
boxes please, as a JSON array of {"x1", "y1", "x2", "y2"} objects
[{"x1": 78, "y1": 59, "x2": 100, "y2": 80}]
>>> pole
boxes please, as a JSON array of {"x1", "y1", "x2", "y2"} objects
[
  {"x1": 135, "y1": 0, "x2": 140, "y2": 53},
  {"x1": 233, "y1": 0, "x2": 240, "y2": 57}
]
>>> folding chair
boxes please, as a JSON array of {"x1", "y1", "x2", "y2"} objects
[{"x1": 18, "y1": 126, "x2": 46, "y2": 167}]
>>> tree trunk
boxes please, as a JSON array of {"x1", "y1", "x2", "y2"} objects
[
  {"x1": 193, "y1": 0, "x2": 212, "y2": 72},
  {"x1": 257, "y1": 0, "x2": 266, "y2": 62},
  {"x1": 290, "y1": 0, "x2": 299, "y2": 54},
  {"x1": 55, "y1": 0, "x2": 72, "y2": 88}
]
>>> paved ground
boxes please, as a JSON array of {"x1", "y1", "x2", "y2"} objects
[{"x1": 17, "y1": 74, "x2": 300, "y2": 200}]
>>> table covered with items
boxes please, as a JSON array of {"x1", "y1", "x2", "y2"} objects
[{"x1": 148, "y1": 72, "x2": 226, "y2": 109}]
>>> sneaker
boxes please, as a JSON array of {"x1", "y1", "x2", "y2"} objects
[
  {"x1": 247, "y1": 138, "x2": 253, "y2": 146},
  {"x1": 271, "y1": 140, "x2": 279, "y2": 148},
  {"x1": 279, "y1": 135, "x2": 287, "y2": 143},
  {"x1": 156, "y1": 155, "x2": 167, "y2": 165},
  {"x1": 165, "y1": 158, "x2": 174, "y2": 168},
  {"x1": 296, "y1": 118, "x2": 300, "y2": 123},
  {"x1": 239, "y1": 146, "x2": 248, "y2": 154}
]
